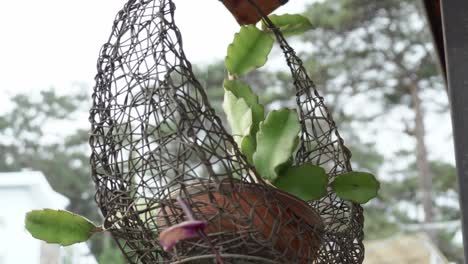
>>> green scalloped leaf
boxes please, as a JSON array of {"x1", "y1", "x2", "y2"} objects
[
  {"x1": 262, "y1": 14, "x2": 313, "y2": 37},
  {"x1": 253, "y1": 109, "x2": 301, "y2": 181},
  {"x1": 225, "y1": 26, "x2": 274, "y2": 77},
  {"x1": 25, "y1": 209, "x2": 101, "y2": 246},
  {"x1": 274, "y1": 164, "x2": 328, "y2": 201},
  {"x1": 224, "y1": 79, "x2": 264, "y2": 134},
  {"x1": 331, "y1": 172, "x2": 380, "y2": 204},
  {"x1": 223, "y1": 90, "x2": 253, "y2": 144},
  {"x1": 241, "y1": 135, "x2": 256, "y2": 164}
]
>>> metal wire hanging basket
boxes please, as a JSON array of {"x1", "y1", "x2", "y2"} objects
[{"x1": 89, "y1": 0, "x2": 364, "y2": 263}]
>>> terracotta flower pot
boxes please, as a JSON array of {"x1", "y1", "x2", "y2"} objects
[
  {"x1": 221, "y1": 0, "x2": 289, "y2": 25},
  {"x1": 160, "y1": 180, "x2": 323, "y2": 262}
]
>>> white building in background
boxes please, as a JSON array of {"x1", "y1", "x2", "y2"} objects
[{"x1": 0, "y1": 171, "x2": 97, "y2": 264}]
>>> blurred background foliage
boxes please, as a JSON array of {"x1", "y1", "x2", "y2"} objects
[{"x1": 0, "y1": 0, "x2": 460, "y2": 262}]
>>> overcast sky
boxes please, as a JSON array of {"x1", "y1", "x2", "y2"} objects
[{"x1": 0, "y1": 0, "x2": 306, "y2": 95}]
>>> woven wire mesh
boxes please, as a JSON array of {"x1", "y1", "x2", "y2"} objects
[
  {"x1": 256, "y1": 5, "x2": 365, "y2": 263},
  {"x1": 89, "y1": 0, "x2": 364, "y2": 263}
]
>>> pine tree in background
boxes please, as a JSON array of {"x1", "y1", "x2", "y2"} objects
[
  {"x1": 300, "y1": 0, "x2": 460, "y2": 261},
  {"x1": 0, "y1": 88, "x2": 126, "y2": 264}
]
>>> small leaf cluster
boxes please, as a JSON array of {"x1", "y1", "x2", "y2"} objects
[{"x1": 223, "y1": 14, "x2": 379, "y2": 204}]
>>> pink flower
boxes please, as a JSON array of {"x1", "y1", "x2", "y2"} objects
[
  {"x1": 159, "y1": 220, "x2": 208, "y2": 251},
  {"x1": 159, "y1": 197, "x2": 208, "y2": 252},
  {"x1": 159, "y1": 197, "x2": 224, "y2": 263}
]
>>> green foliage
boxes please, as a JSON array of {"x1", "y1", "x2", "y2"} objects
[
  {"x1": 302, "y1": 0, "x2": 441, "y2": 111},
  {"x1": 0, "y1": 88, "x2": 126, "y2": 262},
  {"x1": 274, "y1": 164, "x2": 328, "y2": 201},
  {"x1": 211, "y1": 0, "x2": 455, "y2": 256},
  {"x1": 306, "y1": 1, "x2": 355, "y2": 32},
  {"x1": 223, "y1": 91, "x2": 253, "y2": 144},
  {"x1": 240, "y1": 135, "x2": 256, "y2": 164},
  {"x1": 193, "y1": 62, "x2": 226, "y2": 113},
  {"x1": 332, "y1": 172, "x2": 380, "y2": 204},
  {"x1": 347, "y1": 141, "x2": 384, "y2": 172},
  {"x1": 98, "y1": 242, "x2": 126, "y2": 264},
  {"x1": 262, "y1": 14, "x2": 313, "y2": 36},
  {"x1": 223, "y1": 80, "x2": 265, "y2": 163},
  {"x1": 363, "y1": 208, "x2": 399, "y2": 240},
  {"x1": 224, "y1": 80, "x2": 265, "y2": 134},
  {"x1": 25, "y1": 209, "x2": 101, "y2": 246},
  {"x1": 301, "y1": 0, "x2": 456, "y2": 257},
  {"x1": 431, "y1": 161, "x2": 458, "y2": 192},
  {"x1": 253, "y1": 109, "x2": 301, "y2": 181},
  {"x1": 225, "y1": 26, "x2": 274, "y2": 77},
  {"x1": 220, "y1": 18, "x2": 380, "y2": 206}
]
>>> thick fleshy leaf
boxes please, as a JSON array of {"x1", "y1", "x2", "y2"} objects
[
  {"x1": 224, "y1": 79, "x2": 264, "y2": 134},
  {"x1": 223, "y1": 90, "x2": 253, "y2": 144},
  {"x1": 224, "y1": 79, "x2": 259, "y2": 105},
  {"x1": 253, "y1": 109, "x2": 301, "y2": 181},
  {"x1": 225, "y1": 26, "x2": 274, "y2": 76},
  {"x1": 262, "y1": 14, "x2": 313, "y2": 36},
  {"x1": 159, "y1": 220, "x2": 208, "y2": 251},
  {"x1": 331, "y1": 172, "x2": 380, "y2": 204},
  {"x1": 25, "y1": 209, "x2": 101, "y2": 246},
  {"x1": 274, "y1": 164, "x2": 328, "y2": 201},
  {"x1": 241, "y1": 135, "x2": 256, "y2": 164},
  {"x1": 276, "y1": 156, "x2": 294, "y2": 177}
]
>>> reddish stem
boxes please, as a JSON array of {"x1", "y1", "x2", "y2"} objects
[{"x1": 176, "y1": 197, "x2": 225, "y2": 264}]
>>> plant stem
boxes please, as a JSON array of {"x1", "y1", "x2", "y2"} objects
[
  {"x1": 176, "y1": 197, "x2": 225, "y2": 264},
  {"x1": 177, "y1": 196, "x2": 195, "y2": 221},
  {"x1": 197, "y1": 230, "x2": 225, "y2": 264}
]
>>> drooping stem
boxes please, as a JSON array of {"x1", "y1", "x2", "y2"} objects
[
  {"x1": 176, "y1": 197, "x2": 225, "y2": 264},
  {"x1": 177, "y1": 196, "x2": 195, "y2": 221},
  {"x1": 197, "y1": 230, "x2": 225, "y2": 264}
]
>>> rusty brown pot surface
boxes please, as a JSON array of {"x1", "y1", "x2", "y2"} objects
[
  {"x1": 221, "y1": 0, "x2": 289, "y2": 25},
  {"x1": 160, "y1": 180, "x2": 323, "y2": 262}
]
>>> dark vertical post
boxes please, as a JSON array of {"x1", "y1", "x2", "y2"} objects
[
  {"x1": 422, "y1": 0, "x2": 447, "y2": 81},
  {"x1": 441, "y1": 0, "x2": 468, "y2": 261}
]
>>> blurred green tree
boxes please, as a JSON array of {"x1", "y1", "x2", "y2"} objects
[
  {"x1": 301, "y1": 0, "x2": 459, "y2": 261},
  {"x1": 0, "y1": 88, "x2": 125, "y2": 264}
]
